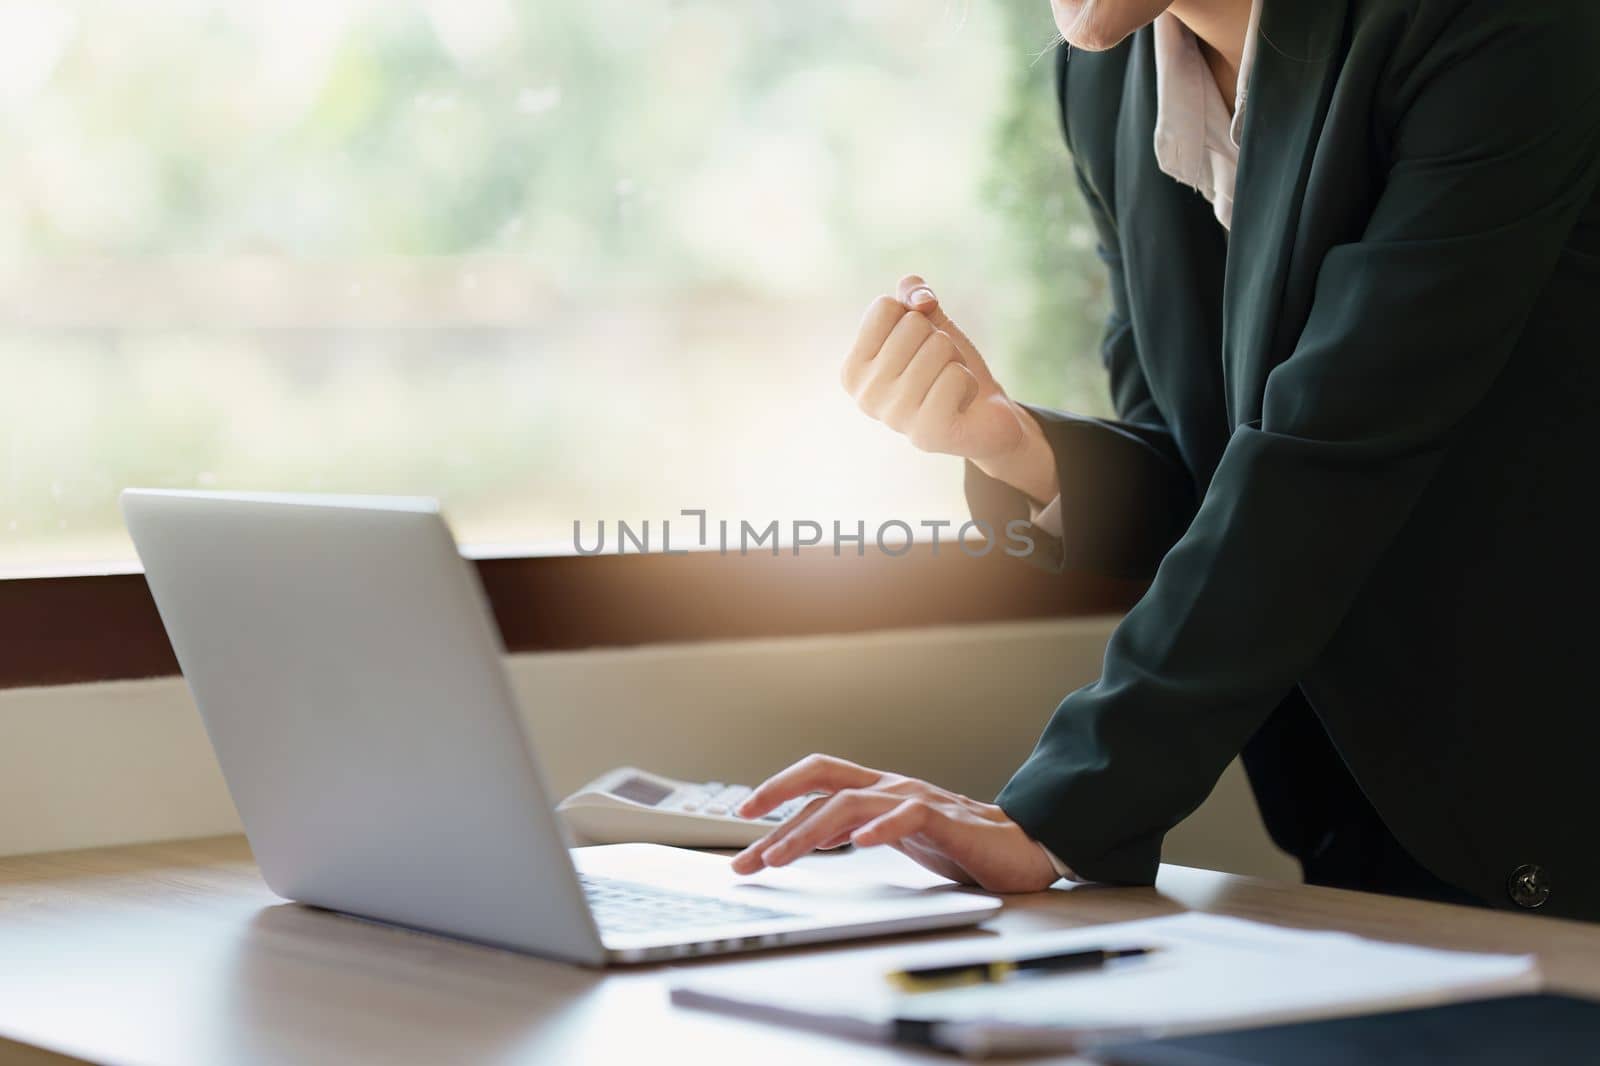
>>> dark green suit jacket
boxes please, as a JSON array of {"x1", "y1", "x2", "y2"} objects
[{"x1": 976, "y1": 0, "x2": 1600, "y2": 919}]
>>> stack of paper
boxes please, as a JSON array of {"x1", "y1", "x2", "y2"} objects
[{"x1": 670, "y1": 913, "x2": 1539, "y2": 1058}]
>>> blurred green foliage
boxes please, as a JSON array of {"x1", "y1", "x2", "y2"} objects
[
  {"x1": 0, "y1": 1, "x2": 1108, "y2": 567},
  {"x1": 987, "y1": 5, "x2": 1111, "y2": 412}
]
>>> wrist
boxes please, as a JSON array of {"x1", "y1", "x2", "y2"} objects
[{"x1": 974, "y1": 405, "x2": 1058, "y2": 506}]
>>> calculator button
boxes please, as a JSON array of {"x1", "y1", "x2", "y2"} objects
[{"x1": 705, "y1": 804, "x2": 729, "y2": 815}]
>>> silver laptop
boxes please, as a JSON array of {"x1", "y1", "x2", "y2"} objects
[{"x1": 122, "y1": 490, "x2": 999, "y2": 965}]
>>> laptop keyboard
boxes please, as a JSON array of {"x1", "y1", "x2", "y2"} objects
[{"x1": 579, "y1": 874, "x2": 798, "y2": 935}]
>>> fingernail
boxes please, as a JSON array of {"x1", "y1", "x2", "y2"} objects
[{"x1": 907, "y1": 286, "x2": 935, "y2": 308}]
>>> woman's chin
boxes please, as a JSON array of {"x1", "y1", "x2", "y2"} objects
[{"x1": 1050, "y1": 0, "x2": 1166, "y2": 53}]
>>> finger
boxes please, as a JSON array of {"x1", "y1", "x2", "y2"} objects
[
  {"x1": 734, "y1": 793, "x2": 837, "y2": 871},
  {"x1": 815, "y1": 827, "x2": 857, "y2": 851},
  {"x1": 851, "y1": 797, "x2": 937, "y2": 848},
  {"x1": 841, "y1": 296, "x2": 908, "y2": 394},
  {"x1": 894, "y1": 276, "x2": 995, "y2": 392},
  {"x1": 759, "y1": 789, "x2": 903, "y2": 868},
  {"x1": 736, "y1": 754, "x2": 880, "y2": 819},
  {"x1": 925, "y1": 307, "x2": 996, "y2": 391},
  {"x1": 824, "y1": 779, "x2": 945, "y2": 845},
  {"x1": 858, "y1": 804, "x2": 1045, "y2": 892},
  {"x1": 854, "y1": 311, "x2": 934, "y2": 414},
  {"x1": 881, "y1": 330, "x2": 959, "y2": 431},
  {"x1": 896, "y1": 273, "x2": 939, "y2": 315},
  {"x1": 730, "y1": 794, "x2": 828, "y2": 874},
  {"x1": 906, "y1": 362, "x2": 979, "y2": 450}
]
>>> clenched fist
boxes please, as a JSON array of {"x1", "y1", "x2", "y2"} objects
[{"x1": 841, "y1": 275, "x2": 1059, "y2": 505}]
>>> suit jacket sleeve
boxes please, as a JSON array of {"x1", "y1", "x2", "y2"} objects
[
  {"x1": 998, "y1": 6, "x2": 1600, "y2": 883},
  {"x1": 965, "y1": 51, "x2": 1196, "y2": 581}
]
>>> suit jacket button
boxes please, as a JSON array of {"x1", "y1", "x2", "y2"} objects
[{"x1": 1507, "y1": 864, "x2": 1550, "y2": 909}]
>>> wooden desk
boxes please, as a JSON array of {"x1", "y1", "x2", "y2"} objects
[{"x1": 2, "y1": 836, "x2": 1598, "y2": 1065}]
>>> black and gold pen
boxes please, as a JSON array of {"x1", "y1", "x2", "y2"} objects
[{"x1": 887, "y1": 945, "x2": 1156, "y2": 993}]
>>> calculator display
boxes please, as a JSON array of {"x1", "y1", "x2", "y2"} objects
[{"x1": 612, "y1": 776, "x2": 673, "y2": 807}]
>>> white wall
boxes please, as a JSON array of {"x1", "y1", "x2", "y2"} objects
[{"x1": 0, "y1": 617, "x2": 1296, "y2": 880}]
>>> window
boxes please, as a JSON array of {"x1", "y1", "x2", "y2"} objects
[{"x1": 1, "y1": 0, "x2": 1109, "y2": 574}]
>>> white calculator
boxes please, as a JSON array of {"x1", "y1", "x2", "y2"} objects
[{"x1": 557, "y1": 766, "x2": 818, "y2": 848}]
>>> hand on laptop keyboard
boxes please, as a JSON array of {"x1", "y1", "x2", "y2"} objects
[{"x1": 729, "y1": 754, "x2": 1059, "y2": 894}]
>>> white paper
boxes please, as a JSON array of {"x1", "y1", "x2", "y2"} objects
[{"x1": 670, "y1": 913, "x2": 1540, "y2": 1058}]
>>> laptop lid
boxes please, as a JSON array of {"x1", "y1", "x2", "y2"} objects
[{"x1": 122, "y1": 489, "x2": 605, "y2": 965}]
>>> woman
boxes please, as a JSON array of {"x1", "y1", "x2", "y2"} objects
[{"x1": 731, "y1": 0, "x2": 1600, "y2": 920}]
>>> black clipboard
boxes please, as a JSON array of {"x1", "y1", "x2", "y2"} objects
[{"x1": 1099, "y1": 994, "x2": 1600, "y2": 1065}]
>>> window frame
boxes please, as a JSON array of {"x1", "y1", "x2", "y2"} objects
[{"x1": 0, "y1": 548, "x2": 1142, "y2": 690}]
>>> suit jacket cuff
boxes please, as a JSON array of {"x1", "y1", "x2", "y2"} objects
[
  {"x1": 963, "y1": 459, "x2": 1066, "y2": 573},
  {"x1": 1016, "y1": 403, "x2": 1196, "y2": 580},
  {"x1": 1037, "y1": 843, "x2": 1083, "y2": 883},
  {"x1": 1031, "y1": 495, "x2": 1065, "y2": 537},
  {"x1": 998, "y1": 752, "x2": 1164, "y2": 886}
]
